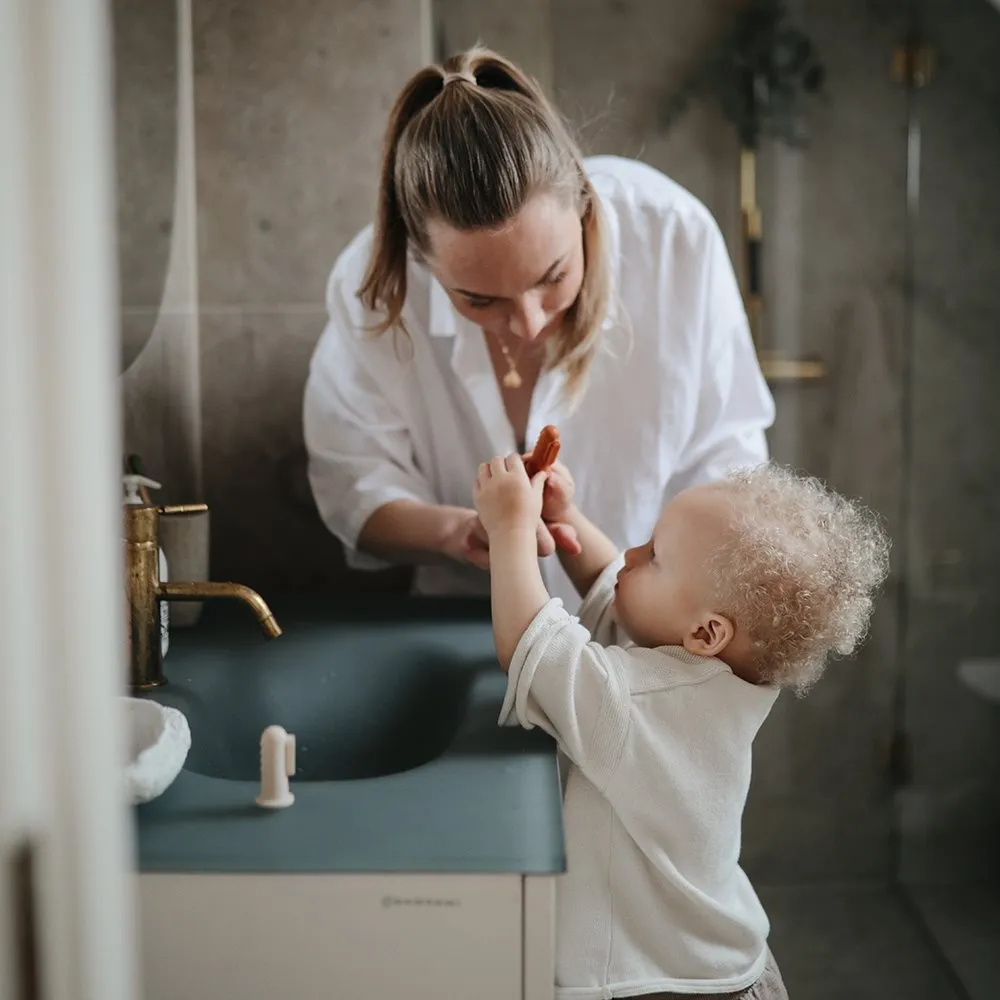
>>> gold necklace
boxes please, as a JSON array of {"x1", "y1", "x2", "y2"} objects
[{"x1": 495, "y1": 333, "x2": 525, "y2": 389}]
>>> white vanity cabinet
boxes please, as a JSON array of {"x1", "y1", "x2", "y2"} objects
[{"x1": 139, "y1": 872, "x2": 556, "y2": 1000}]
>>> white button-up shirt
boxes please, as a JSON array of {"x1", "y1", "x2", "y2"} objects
[{"x1": 303, "y1": 156, "x2": 775, "y2": 610}]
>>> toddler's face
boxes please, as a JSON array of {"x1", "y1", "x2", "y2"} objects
[{"x1": 614, "y1": 485, "x2": 736, "y2": 655}]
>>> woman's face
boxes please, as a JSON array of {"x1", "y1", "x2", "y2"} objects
[{"x1": 425, "y1": 192, "x2": 585, "y2": 345}]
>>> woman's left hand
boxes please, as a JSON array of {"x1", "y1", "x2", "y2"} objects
[
  {"x1": 465, "y1": 513, "x2": 569, "y2": 565},
  {"x1": 536, "y1": 458, "x2": 575, "y2": 524},
  {"x1": 532, "y1": 457, "x2": 581, "y2": 556}
]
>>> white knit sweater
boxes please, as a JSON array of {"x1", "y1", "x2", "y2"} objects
[{"x1": 500, "y1": 558, "x2": 779, "y2": 998}]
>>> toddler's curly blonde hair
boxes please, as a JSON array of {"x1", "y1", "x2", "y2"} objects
[{"x1": 707, "y1": 464, "x2": 891, "y2": 694}]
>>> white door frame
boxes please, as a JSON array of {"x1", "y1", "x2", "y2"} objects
[{"x1": 0, "y1": 1, "x2": 137, "y2": 998}]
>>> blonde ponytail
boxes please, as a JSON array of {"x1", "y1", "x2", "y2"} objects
[{"x1": 359, "y1": 46, "x2": 610, "y2": 400}]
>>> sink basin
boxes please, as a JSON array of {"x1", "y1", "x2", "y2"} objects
[
  {"x1": 134, "y1": 595, "x2": 565, "y2": 881},
  {"x1": 147, "y1": 599, "x2": 498, "y2": 782}
]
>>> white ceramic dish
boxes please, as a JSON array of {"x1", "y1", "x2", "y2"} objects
[{"x1": 122, "y1": 696, "x2": 191, "y2": 804}]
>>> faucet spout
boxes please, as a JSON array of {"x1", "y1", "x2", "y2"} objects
[
  {"x1": 159, "y1": 581, "x2": 282, "y2": 638},
  {"x1": 123, "y1": 498, "x2": 283, "y2": 690}
]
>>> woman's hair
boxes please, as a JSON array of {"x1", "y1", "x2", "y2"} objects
[
  {"x1": 707, "y1": 464, "x2": 892, "y2": 694},
  {"x1": 358, "y1": 45, "x2": 610, "y2": 399}
]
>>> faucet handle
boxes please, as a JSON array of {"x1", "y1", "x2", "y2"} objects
[{"x1": 158, "y1": 503, "x2": 209, "y2": 517}]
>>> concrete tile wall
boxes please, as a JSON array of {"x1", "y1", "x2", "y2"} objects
[
  {"x1": 192, "y1": 0, "x2": 428, "y2": 594},
  {"x1": 897, "y1": 0, "x2": 1000, "y2": 884},
  {"x1": 115, "y1": 0, "x2": 1000, "y2": 885}
]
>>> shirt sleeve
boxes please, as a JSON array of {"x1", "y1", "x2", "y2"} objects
[
  {"x1": 497, "y1": 600, "x2": 632, "y2": 790},
  {"x1": 302, "y1": 263, "x2": 436, "y2": 571},
  {"x1": 576, "y1": 554, "x2": 629, "y2": 647},
  {"x1": 666, "y1": 218, "x2": 775, "y2": 497}
]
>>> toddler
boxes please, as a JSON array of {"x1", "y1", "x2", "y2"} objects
[{"x1": 473, "y1": 454, "x2": 890, "y2": 999}]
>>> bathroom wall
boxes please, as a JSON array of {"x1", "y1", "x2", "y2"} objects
[
  {"x1": 439, "y1": 0, "x2": 1000, "y2": 883},
  {"x1": 433, "y1": 0, "x2": 553, "y2": 93},
  {"x1": 121, "y1": 0, "x2": 745, "y2": 597},
  {"x1": 115, "y1": 0, "x2": 1000, "y2": 885},
  {"x1": 897, "y1": 0, "x2": 1000, "y2": 886},
  {"x1": 746, "y1": 0, "x2": 912, "y2": 883},
  {"x1": 192, "y1": 0, "x2": 429, "y2": 594},
  {"x1": 544, "y1": 0, "x2": 907, "y2": 884}
]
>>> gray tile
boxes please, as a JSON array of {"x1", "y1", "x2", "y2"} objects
[
  {"x1": 199, "y1": 309, "x2": 411, "y2": 594},
  {"x1": 897, "y1": 0, "x2": 1000, "y2": 605},
  {"x1": 113, "y1": 0, "x2": 177, "y2": 311},
  {"x1": 193, "y1": 0, "x2": 429, "y2": 308},
  {"x1": 434, "y1": 0, "x2": 553, "y2": 92},
  {"x1": 741, "y1": 585, "x2": 900, "y2": 883},
  {"x1": 907, "y1": 884, "x2": 1000, "y2": 1000},
  {"x1": 552, "y1": 0, "x2": 745, "y2": 253},
  {"x1": 552, "y1": 0, "x2": 912, "y2": 885},
  {"x1": 121, "y1": 308, "x2": 203, "y2": 505},
  {"x1": 759, "y1": 885, "x2": 962, "y2": 1000},
  {"x1": 898, "y1": 599, "x2": 1000, "y2": 884}
]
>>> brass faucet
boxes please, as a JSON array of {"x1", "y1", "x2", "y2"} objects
[{"x1": 124, "y1": 499, "x2": 282, "y2": 690}]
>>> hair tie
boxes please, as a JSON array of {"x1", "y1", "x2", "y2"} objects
[{"x1": 442, "y1": 69, "x2": 476, "y2": 87}]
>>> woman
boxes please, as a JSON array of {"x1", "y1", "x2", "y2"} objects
[{"x1": 303, "y1": 46, "x2": 775, "y2": 611}]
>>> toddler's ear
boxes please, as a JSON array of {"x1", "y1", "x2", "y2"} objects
[{"x1": 683, "y1": 613, "x2": 734, "y2": 658}]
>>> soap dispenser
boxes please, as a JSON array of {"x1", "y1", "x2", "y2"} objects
[{"x1": 123, "y1": 473, "x2": 170, "y2": 658}]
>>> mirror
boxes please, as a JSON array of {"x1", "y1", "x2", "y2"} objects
[{"x1": 112, "y1": 0, "x2": 178, "y2": 373}]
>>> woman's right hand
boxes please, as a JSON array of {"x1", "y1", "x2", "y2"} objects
[
  {"x1": 454, "y1": 506, "x2": 580, "y2": 570},
  {"x1": 451, "y1": 511, "x2": 492, "y2": 571}
]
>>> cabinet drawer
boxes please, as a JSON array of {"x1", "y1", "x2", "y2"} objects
[{"x1": 140, "y1": 872, "x2": 523, "y2": 1000}]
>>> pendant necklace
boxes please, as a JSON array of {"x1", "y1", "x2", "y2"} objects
[{"x1": 495, "y1": 333, "x2": 525, "y2": 389}]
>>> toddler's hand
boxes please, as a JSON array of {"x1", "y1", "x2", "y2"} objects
[{"x1": 474, "y1": 454, "x2": 546, "y2": 539}]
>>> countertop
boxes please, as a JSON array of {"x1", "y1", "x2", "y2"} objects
[{"x1": 135, "y1": 594, "x2": 566, "y2": 875}]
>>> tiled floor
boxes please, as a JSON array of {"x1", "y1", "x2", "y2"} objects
[
  {"x1": 758, "y1": 884, "x2": 981, "y2": 1000},
  {"x1": 906, "y1": 884, "x2": 1000, "y2": 1000}
]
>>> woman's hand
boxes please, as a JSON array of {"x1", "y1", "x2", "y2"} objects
[
  {"x1": 444, "y1": 506, "x2": 561, "y2": 570},
  {"x1": 474, "y1": 455, "x2": 546, "y2": 540},
  {"x1": 532, "y1": 457, "x2": 581, "y2": 557},
  {"x1": 464, "y1": 457, "x2": 581, "y2": 564},
  {"x1": 537, "y1": 458, "x2": 574, "y2": 524},
  {"x1": 455, "y1": 454, "x2": 580, "y2": 567},
  {"x1": 441, "y1": 510, "x2": 493, "y2": 571},
  {"x1": 465, "y1": 513, "x2": 576, "y2": 567}
]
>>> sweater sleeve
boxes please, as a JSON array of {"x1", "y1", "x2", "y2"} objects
[{"x1": 498, "y1": 599, "x2": 631, "y2": 790}]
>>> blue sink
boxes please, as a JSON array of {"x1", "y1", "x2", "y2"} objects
[
  {"x1": 136, "y1": 596, "x2": 565, "y2": 876},
  {"x1": 149, "y1": 601, "x2": 498, "y2": 781}
]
